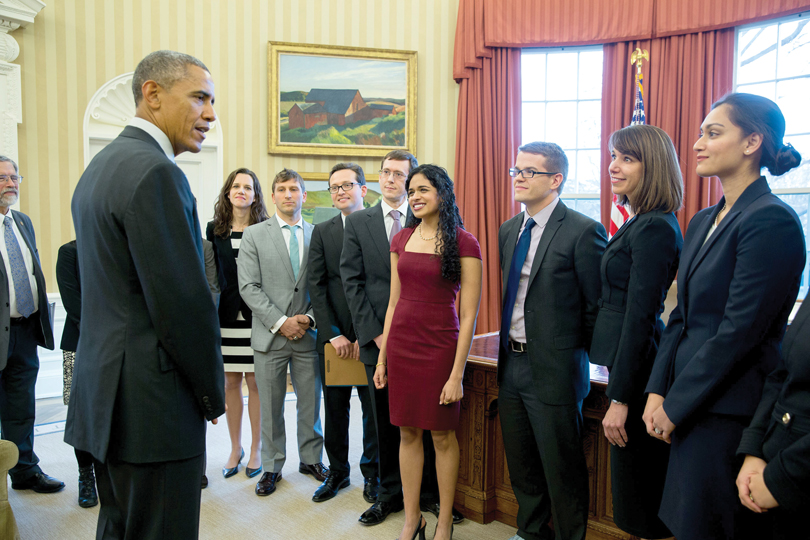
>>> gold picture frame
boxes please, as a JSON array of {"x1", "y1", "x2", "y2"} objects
[{"x1": 268, "y1": 41, "x2": 417, "y2": 157}]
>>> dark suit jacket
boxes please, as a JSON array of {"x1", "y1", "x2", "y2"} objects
[
  {"x1": 647, "y1": 178, "x2": 806, "y2": 427},
  {"x1": 65, "y1": 125, "x2": 225, "y2": 464},
  {"x1": 737, "y1": 298, "x2": 810, "y2": 513},
  {"x1": 0, "y1": 210, "x2": 54, "y2": 370},
  {"x1": 341, "y1": 204, "x2": 410, "y2": 366},
  {"x1": 308, "y1": 214, "x2": 356, "y2": 355},
  {"x1": 497, "y1": 200, "x2": 607, "y2": 405},
  {"x1": 206, "y1": 221, "x2": 251, "y2": 326},
  {"x1": 56, "y1": 240, "x2": 81, "y2": 352},
  {"x1": 590, "y1": 211, "x2": 683, "y2": 404}
]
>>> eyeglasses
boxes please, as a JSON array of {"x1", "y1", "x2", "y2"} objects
[
  {"x1": 508, "y1": 168, "x2": 558, "y2": 179},
  {"x1": 0, "y1": 175, "x2": 23, "y2": 184},
  {"x1": 327, "y1": 182, "x2": 360, "y2": 194},
  {"x1": 379, "y1": 169, "x2": 407, "y2": 181}
]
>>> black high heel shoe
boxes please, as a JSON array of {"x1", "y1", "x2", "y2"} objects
[
  {"x1": 397, "y1": 514, "x2": 426, "y2": 540},
  {"x1": 222, "y1": 448, "x2": 244, "y2": 478}
]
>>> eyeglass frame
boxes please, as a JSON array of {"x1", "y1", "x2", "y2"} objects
[
  {"x1": 509, "y1": 168, "x2": 560, "y2": 179},
  {"x1": 378, "y1": 169, "x2": 408, "y2": 181},
  {"x1": 0, "y1": 175, "x2": 23, "y2": 184},
  {"x1": 327, "y1": 182, "x2": 360, "y2": 194}
]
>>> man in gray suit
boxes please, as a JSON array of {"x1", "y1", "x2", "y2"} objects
[
  {"x1": 238, "y1": 168, "x2": 327, "y2": 496},
  {"x1": 0, "y1": 156, "x2": 62, "y2": 494}
]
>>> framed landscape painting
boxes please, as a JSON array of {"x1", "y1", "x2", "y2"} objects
[{"x1": 268, "y1": 42, "x2": 417, "y2": 157}]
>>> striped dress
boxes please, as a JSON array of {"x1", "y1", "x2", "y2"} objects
[{"x1": 221, "y1": 231, "x2": 254, "y2": 372}]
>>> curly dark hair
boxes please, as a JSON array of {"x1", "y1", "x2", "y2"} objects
[
  {"x1": 212, "y1": 168, "x2": 269, "y2": 237},
  {"x1": 404, "y1": 164, "x2": 464, "y2": 284}
]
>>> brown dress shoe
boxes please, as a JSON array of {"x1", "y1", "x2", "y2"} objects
[
  {"x1": 298, "y1": 462, "x2": 328, "y2": 482},
  {"x1": 255, "y1": 471, "x2": 282, "y2": 496}
]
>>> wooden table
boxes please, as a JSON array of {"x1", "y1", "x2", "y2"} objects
[{"x1": 454, "y1": 332, "x2": 636, "y2": 540}]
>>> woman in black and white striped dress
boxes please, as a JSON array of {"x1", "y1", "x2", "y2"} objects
[{"x1": 207, "y1": 168, "x2": 269, "y2": 478}]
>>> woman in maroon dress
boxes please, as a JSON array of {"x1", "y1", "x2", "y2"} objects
[{"x1": 374, "y1": 165, "x2": 482, "y2": 540}]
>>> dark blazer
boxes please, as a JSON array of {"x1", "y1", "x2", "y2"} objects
[
  {"x1": 647, "y1": 178, "x2": 806, "y2": 427},
  {"x1": 308, "y1": 214, "x2": 356, "y2": 355},
  {"x1": 206, "y1": 221, "x2": 251, "y2": 326},
  {"x1": 738, "y1": 298, "x2": 810, "y2": 512},
  {"x1": 65, "y1": 125, "x2": 225, "y2": 464},
  {"x1": 0, "y1": 210, "x2": 54, "y2": 370},
  {"x1": 590, "y1": 210, "x2": 683, "y2": 403},
  {"x1": 56, "y1": 240, "x2": 81, "y2": 352},
  {"x1": 341, "y1": 204, "x2": 410, "y2": 366},
  {"x1": 498, "y1": 200, "x2": 607, "y2": 405}
]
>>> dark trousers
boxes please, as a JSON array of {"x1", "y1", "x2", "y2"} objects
[
  {"x1": 499, "y1": 348, "x2": 589, "y2": 540},
  {"x1": 364, "y1": 362, "x2": 439, "y2": 504},
  {"x1": 319, "y1": 352, "x2": 378, "y2": 478},
  {"x1": 0, "y1": 316, "x2": 41, "y2": 482},
  {"x1": 94, "y1": 453, "x2": 205, "y2": 540}
]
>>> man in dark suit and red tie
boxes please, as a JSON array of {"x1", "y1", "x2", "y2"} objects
[
  {"x1": 498, "y1": 142, "x2": 606, "y2": 540},
  {"x1": 0, "y1": 155, "x2": 62, "y2": 494},
  {"x1": 67, "y1": 51, "x2": 225, "y2": 539}
]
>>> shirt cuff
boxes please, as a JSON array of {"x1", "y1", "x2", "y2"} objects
[
  {"x1": 270, "y1": 315, "x2": 287, "y2": 334},
  {"x1": 329, "y1": 334, "x2": 345, "y2": 343},
  {"x1": 307, "y1": 315, "x2": 316, "y2": 329}
]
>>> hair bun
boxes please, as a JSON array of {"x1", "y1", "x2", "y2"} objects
[{"x1": 769, "y1": 143, "x2": 803, "y2": 176}]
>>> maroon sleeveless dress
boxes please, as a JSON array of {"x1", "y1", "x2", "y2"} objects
[{"x1": 387, "y1": 227, "x2": 481, "y2": 431}]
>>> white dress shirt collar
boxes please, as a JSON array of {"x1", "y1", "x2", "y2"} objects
[
  {"x1": 380, "y1": 198, "x2": 409, "y2": 219},
  {"x1": 128, "y1": 117, "x2": 176, "y2": 163},
  {"x1": 275, "y1": 212, "x2": 303, "y2": 230},
  {"x1": 522, "y1": 196, "x2": 559, "y2": 230}
]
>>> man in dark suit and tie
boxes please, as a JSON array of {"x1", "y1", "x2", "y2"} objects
[
  {"x1": 307, "y1": 162, "x2": 378, "y2": 503},
  {"x1": 67, "y1": 51, "x2": 226, "y2": 539},
  {"x1": 238, "y1": 168, "x2": 327, "y2": 497},
  {"x1": 0, "y1": 156, "x2": 62, "y2": 494},
  {"x1": 498, "y1": 142, "x2": 607, "y2": 540}
]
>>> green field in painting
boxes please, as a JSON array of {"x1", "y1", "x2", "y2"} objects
[
  {"x1": 301, "y1": 188, "x2": 382, "y2": 224},
  {"x1": 280, "y1": 112, "x2": 406, "y2": 146}
]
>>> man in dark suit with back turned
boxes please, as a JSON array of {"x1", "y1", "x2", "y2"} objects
[
  {"x1": 66, "y1": 50, "x2": 225, "y2": 539},
  {"x1": 0, "y1": 156, "x2": 62, "y2": 494},
  {"x1": 308, "y1": 162, "x2": 378, "y2": 503},
  {"x1": 498, "y1": 142, "x2": 606, "y2": 540}
]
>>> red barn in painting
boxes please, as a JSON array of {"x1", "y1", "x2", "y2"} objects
[
  {"x1": 288, "y1": 103, "x2": 327, "y2": 130},
  {"x1": 305, "y1": 89, "x2": 367, "y2": 126}
]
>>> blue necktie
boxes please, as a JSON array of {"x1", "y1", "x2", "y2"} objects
[
  {"x1": 4, "y1": 216, "x2": 35, "y2": 318},
  {"x1": 283, "y1": 224, "x2": 300, "y2": 280},
  {"x1": 500, "y1": 218, "x2": 536, "y2": 350}
]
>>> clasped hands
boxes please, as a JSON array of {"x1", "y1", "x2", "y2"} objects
[
  {"x1": 280, "y1": 315, "x2": 311, "y2": 341},
  {"x1": 642, "y1": 393, "x2": 676, "y2": 443},
  {"x1": 331, "y1": 335, "x2": 359, "y2": 360}
]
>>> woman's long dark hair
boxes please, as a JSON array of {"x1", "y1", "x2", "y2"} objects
[
  {"x1": 212, "y1": 168, "x2": 269, "y2": 237},
  {"x1": 405, "y1": 164, "x2": 464, "y2": 284}
]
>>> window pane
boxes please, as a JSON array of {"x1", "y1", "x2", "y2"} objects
[
  {"x1": 522, "y1": 53, "x2": 547, "y2": 102},
  {"x1": 736, "y1": 81, "x2": 776, "y2": 101},
  {"x1": 577, "y1": 101, "x2": 601, "y2": 148},
  {"x1": 567, "y1": 151, "x2": 578, "y2": 192},
  {"x1": 737, "y1": 24, "x2": 778, "y2": 83},
  {"x1": 522, "y1": 102, "x2": 546, "y2": 144},
  {"x1": 578, "y1": 50, "x2": 603, "y2": 99},
  {"x1": 562, "y1": 199, "x2": 601, "y2": 222},
  {"x1": 546, "y1": 52, "x2": 579, "y2": 101},
  {"x1": 777, "y1": 78, "x2": 810, "y2": 136},
  {"x1": 545, "y1": 101, "x2": 577, "y2": 148},
  {"x1": 778, "y1": 19, "x2": 810, "y2": 79},
  {"x1": 577, "y1": 150, "x2": 601, "y2": 193}
]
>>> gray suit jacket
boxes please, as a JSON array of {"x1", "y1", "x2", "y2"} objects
[
  {"x1": 238, "y1": 216, "x2": 316, "y2": 353},
  {"x1": 0, "y1": 210, "x2": 54, "y2": 370}
]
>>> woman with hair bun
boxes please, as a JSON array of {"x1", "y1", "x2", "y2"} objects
[{"x1": 643, "y1": 93, "x2": 805, "y2": 540}]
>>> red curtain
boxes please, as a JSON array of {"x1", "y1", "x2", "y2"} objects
[
  {"x1": 454, "y1": 48, "x2": 521, "y2": 333},
  {"x1": 655, "y1": 0, "x2": 810, "y2": 37},
  {"x1": 600, "y1": 29, "x2": 735, "y2": 233}
]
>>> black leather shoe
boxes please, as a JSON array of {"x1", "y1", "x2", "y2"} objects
[
  {"x1": 78, "y1": 466, "x2": 98, "y2": 507},
  {"x1": 420, "y1": 501, "x2": 465, "y2": 524},
  {"x1": 222, "y1": 448, "x2": 244, "y2": 478},
  {"x1": 358, "y1": 499, "x2": 404, "y2": 526},
  {"x1": 312, "y1": 470, "x2": 350, "y2": 502},
  {"x1": 255, "y1": 471, "x2": 282, "y2": 496},
  {"x1": 299, "y1": 462, "x2": 328, "y2": 482},
  {"x1": 11, "y1": 472, "x2": 65, "y2": 493},
  {"x1": 200, "y1": 474, "x2": 208, "y2": 489},
  {"x1": 363, "y1": 476, "x2": 379, "y2": 503}
]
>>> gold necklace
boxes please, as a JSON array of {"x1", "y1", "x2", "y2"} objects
[
  {"x1": 418, "y1": 223, "x2": 437, "y2": 241},
  {"x1": 714, "y1": 204, "x2": 727, "y2": 228}
]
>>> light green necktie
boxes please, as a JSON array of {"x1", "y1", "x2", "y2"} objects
[{"x1": 283, "y1": 224, "x2": 300, "y2": 279}]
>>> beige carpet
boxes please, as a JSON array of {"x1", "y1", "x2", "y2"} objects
[{"x1": 10, "y1": 393, "x2": 515, "y2": 539}]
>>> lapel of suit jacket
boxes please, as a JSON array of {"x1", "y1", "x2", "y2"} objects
[
  {"x1": 12, "y1": 211, "x2": 42, "y2": 277},
  {"x1": 500, "y1": 214, "x2": 523, "y2": 296},
  {"x1": 783, "y1": 299, "x2": 810, "y2": 358},
  {"x1": 366, "y1": 204, "x2": 391, "y2": 271},
  {"x1": 528, "y1": 200, "x2": 566, "y2": 286},
  {"x1": 267, "y1": 217, "x2": 296, "y2": 282},
  {"x1": 330, "y1": 214, "x2": 344, "y2": 254},
  {"x1": 298, "y1": 220, "x2": 313, "y2": 287},
  {"x1": 606, "y1": 213, "x2": 637, "y2": 248}
]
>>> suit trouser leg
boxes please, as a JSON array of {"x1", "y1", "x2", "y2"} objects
[
  {"x1": 289, "y1": 348, "x2": 323, "y2": 465},
  {"x1": 365, "y1": 362, "x2": 402, "y2": 503},
  {"x1": 94, "y1": 453, "x2": 204, "y2": 540},
  {"x1": 356, "y1": 384, "x2": 379, "y2": 479},
  {"x1": 499, "y1": 349, "x2": 588, "y2": 540},
  {"x1": 0, "y1": 318, "x2": 41, "y2": 482},
  {"x1": 254, "y1": 348, "x2": 291, "y2": 473}
]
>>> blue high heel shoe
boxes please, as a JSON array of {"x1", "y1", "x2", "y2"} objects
[{"x1": 222, "y1": 448, "x2": 244, "y2": 478}]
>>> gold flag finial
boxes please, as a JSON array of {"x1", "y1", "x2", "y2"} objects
[{"x1": 631, "y1": 48, "x2": 649, "y2": 75}]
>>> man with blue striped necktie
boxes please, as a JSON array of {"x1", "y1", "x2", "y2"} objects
[{"x1": 0, "y1": 156, "x2": 62, "y2": 494}]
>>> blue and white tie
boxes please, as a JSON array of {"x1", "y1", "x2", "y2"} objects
[{"x1": 4, "y1": 216, "x2": 35, "y2": 318}]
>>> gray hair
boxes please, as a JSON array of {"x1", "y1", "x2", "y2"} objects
[
  {"x1": 0, "y1": 156, "x2": 18, "y2": 173},
  {"x1": 132, "y1": 50, "x2": 209, "y2": 105}
]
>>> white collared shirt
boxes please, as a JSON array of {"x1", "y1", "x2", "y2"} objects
[
  {"x1": 270, "y1": 212, "x2": 310, "y2": 334},
  {"x1": 509, "y1": 197, "x2": 560, "y2": 343},
  {"x1": 380, "y1": 198, "x2": 408, "y2": 239},
  {"x1": 128, "y1": 117, "x2": 176, "y2": 163},
  {"x1": 0, "y1": 211, "x2": 39, "y2": 318}
]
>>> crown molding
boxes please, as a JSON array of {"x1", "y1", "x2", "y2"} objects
[{"x1": 0, "y1": 0, "x2": 45, "y2": 29}]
